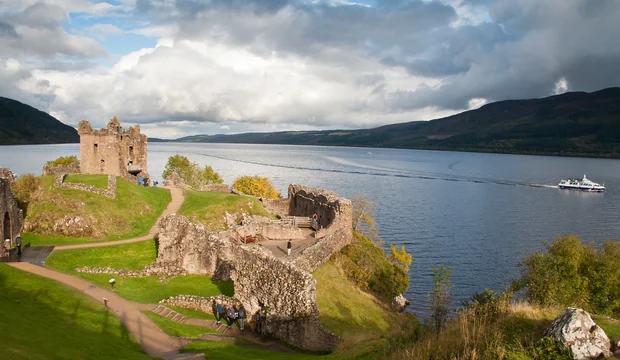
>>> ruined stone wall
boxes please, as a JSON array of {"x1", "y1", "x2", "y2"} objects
[
  {"x1": 287, "y1": 184, "x2": 353, "y2": 272},
  {"x1": 261, "y1": 198, "x2": 289, "y2": 217},
  {"x1": 237, "y1": 216, "x2": 305, "y2": 240},
  {"x1": 42, "y1": 164, "x2": 80, "y2": 176},
  {"x1": 78, "y1": 117, "x2": 149, "y2": 182},
  {"x1": 156, "y1": 214, "x2": 341, "y2": 351},
  {"x1": 0, "y1": 178, "x2": 23, "y2": 247},
  {"x1": 0, "y1": 168, "x2": 16, "y2": 183},
  {"x1": 54, "y1": 174, "x2": 117, "y2": 199},
  {"x1": 200, "y1": 184, "x2": 232, "y2": 192}
]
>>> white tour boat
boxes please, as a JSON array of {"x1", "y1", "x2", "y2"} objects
[{"x1": 558, "y1": 175, "x2": 605, "y2": 192}]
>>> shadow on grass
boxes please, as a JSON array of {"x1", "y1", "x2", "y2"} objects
[{"x1": 0, "y1": 264, "x2": 151, "y2": 360}]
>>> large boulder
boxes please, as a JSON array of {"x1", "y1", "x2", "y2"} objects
[{"x1": 544, "y1": 308, "x2": 612, "y2": 359}]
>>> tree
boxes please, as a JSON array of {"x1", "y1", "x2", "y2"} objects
[
  {"x1": 351, "y1": 194, "x2": 378, "y2": 240},
  {"x1": 11, "y1": 173, "x2": 40, "y2": 214},
  {"x1": 162, "y1": 155, "x2": 223, "y2": 189},
  {"x1": 389, "y1": 244, "x2": 412, "y2": 272},
  {"x1": 428, "y1": 264, "x2": 453, "y2": 335},
  {"x1": 45, "y1": 155, "x2": 79, "y2": 168},
  {"x1": 232, "y1": 175, "x2": 280, "y2": 198}
]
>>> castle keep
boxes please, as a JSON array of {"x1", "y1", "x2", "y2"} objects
[{"x1": 77, "y1": 117, "x2": 149, "y2": 183}]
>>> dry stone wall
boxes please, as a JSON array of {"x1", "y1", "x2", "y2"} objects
[
  {"x1": 54, "y1": 174, "x2": 117, "y2": 199},
  {"x1": 156, "y1": 214, "x2": 341, "y2": 351},
  {"x1": 42, "y1": 164, "x2": 80, "y2": 176},
  {"x1": 0, "y1": 168, "x2": 16, "y2": 183},
  {"x1": 261, "y1": 198, "x2": 289, "y2": 217}
]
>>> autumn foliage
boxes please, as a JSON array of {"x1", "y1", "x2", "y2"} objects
[{"x1": 232, "y1": 175, "x2": 280, "y2": 198}]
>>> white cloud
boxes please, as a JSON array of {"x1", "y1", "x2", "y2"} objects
[
  {"x1": 468, "y1": 97, "x2": 487, "y2": 110},
  {"x1": 552, "y1": 77, "x2": 569, "y2": 95}
]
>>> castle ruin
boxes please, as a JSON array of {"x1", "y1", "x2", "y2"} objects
[
  {"x1": 0, "y1": 169, "x2": 24, "y2": 249},
  {"x1": 77, "y1": 117, "x2": 149, "y2": 183}
]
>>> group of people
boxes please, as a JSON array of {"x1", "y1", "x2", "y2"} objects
[
  {"x1": 1, "y1": 234, "x2": 22, "y2": 259},
  {"x1": 212, "y1": 301, "x2": 247, "y2": 330}
]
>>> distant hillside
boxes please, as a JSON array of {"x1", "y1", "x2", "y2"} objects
[
  {"x1": 155, "y1": 88, "x2": 620, "y2": 158},
  {"x1": 0, "y1": 97, "x2": 78, "y2": 145}
]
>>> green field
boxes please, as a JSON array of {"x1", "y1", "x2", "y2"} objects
[
  {"x1": 64, "y1": 174, "x2": 109, "y2": 189},
  {"x1": 45, "y1": 241, "x2": 234, "y2": 304},
  {"x1": 178, "y1": 190, "x2": 275, "y2": 230},
  {"x1": 23, "y1": 176, "x2": 171, "y2": 245},
  {"x1": 0, "y1": 263, "x2": 152, "y2": 360}
]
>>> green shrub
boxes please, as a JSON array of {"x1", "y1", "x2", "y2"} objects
[
  {"x1": 162, "y1": 155, "x2": 223, "y2": 189},
  {"x1": 45, "y1": 155, "x2": 79, "y2": 167},
  {"x1": 428, "y1": 264, "x2": 453, "y2": 334},
  {"x1": 335, "y1": 232, "x2": 409, "y2": 302},
  {"x1": 461, "y1": 288, "x2": 513, "y2": 321},
  {"x1": 10, "y1": 173, "x2": 40, "y2": 212},
  {"x1": 232, "y1": 175, "x2": 280, "y2": 198},
  {"x1": 527, "y1": 337, "x2": 574, "y2": 359},
  {"x1": 516, "y1": 234, "x2": 620, "y2": 318}
]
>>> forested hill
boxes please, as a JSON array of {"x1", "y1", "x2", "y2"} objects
[
  {"x1": 152, "y1": 87, "x2": 620, "y2": 158},
  {"x1": 0, "y1": 97, "x2": 78, "y2": 145}
]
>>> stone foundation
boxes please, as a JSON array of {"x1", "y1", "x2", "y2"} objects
[
  {"x1": 54, "y1": 174, "x2": 117, "y2": 199},
  {"x1": 42, "y1": 164, "x2": 80, "y2": 176}
]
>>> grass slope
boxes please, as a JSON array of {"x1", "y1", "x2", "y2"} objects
[
  {"x1": 178, "y1": 190, "x2": 275, "y2": 230},
  {"x1": 0, "y1": 263, "x2": 152, "y2": 360},
  {"x1": 143, "y1": 311, "x2": 218, "y2": 338},
  {"x1": 64, "y1": 174, "x2": 109, "y2": 189},
  {"x1": 45, "y1": 241, "x2": 234, "y2": 303},
  {"x1": 170, "y1": 306, "x2": 217, "y2": 321},
  {"x1": 23, "y1": 176, "x2": 171, "y2": 245}
]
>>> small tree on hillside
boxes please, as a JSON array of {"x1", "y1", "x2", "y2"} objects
[
  {"x1": 351, "y1": 194, "x2": 379, "y2": 241},
  {"x1": 162, "y1": 155, "x2": 223, "y2": 189},
  {"x1": 428, "y1": 264, "x2": 453, "y2": 335},
  {"x1": 45, "y1": 155, "x2": 79, "y2": 168},
  {"x1": 232, "y1": 175, "x2": 280, "y2": 198},
  {"x1": 11, "y1": 173, "x2": 40, "y2": 214},
  {"x1": 389, "y1": 244, "x2": 413, "y2": 272}
]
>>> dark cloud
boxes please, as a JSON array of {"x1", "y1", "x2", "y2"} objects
[{"x1": 0, "y1": 20, "x2": 18, "y2": 37}]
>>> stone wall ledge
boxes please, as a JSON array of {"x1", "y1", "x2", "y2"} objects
[{"x1": 54, "y1": 174, "x2": 117, "y2": 199}]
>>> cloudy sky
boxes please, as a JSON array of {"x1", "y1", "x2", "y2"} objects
[{"x1": 1, "y1": 0, "x2": 619, "y2": 138}]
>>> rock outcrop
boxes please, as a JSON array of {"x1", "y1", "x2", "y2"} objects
[{"x1": 544, "y1": 308, "x2": 612, "y2": 359}]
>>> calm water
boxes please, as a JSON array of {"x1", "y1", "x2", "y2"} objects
[{"x1": 3, "y1": 143, "x2": 620, "y2": 316}]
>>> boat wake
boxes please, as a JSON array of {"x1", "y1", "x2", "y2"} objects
[{"x1": 177, "y1": 150, "x2": 563, "y2": 190}]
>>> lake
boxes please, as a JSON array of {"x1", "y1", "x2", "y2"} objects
[{"x1": 3, "y1": 143, "x2": 620, "y2": 317}]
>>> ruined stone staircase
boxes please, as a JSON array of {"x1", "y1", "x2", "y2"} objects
[{"x1": 153, "y1": 305, "x2": 187, "y2": 323}]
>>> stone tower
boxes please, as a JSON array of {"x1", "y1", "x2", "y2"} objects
[{"x1": 77, "y1": 117, "x2": 149, "y2": 183}]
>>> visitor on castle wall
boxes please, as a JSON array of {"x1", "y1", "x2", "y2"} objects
[
  {"x1": 237, "y1": 304, "x2": 246, "y2": 330},
  {"x1": 287, "y1": 239, "x2": 292, "y2": 256},
  {"x1": 213, "y1": 301, "x2": 222, "y2": 325},
  {"x1": 137, "y1": 176, "x2": 143, "y2": 185},
  {"x1": 312, "y1": 213, "x2": 318, "y2": 229},
  {"x1": 215, "y1": 301, "x2": 225, "y2": 325},
  {"x1": 15, "y1": 234, "x2": 22, "y2": 256}
]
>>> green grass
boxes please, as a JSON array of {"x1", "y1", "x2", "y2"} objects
[
  {"x1": 45, "y1": 241, "x2": 234, "y2": 304},
  {"x1": 143, "y1": 311, "x2": 219, "y2": 338},
  {"x1": 178, "y1": 190, "x2": 275, "y2": 230},
  {"x1": 181, "y1": 341, "x2": 323, "y2": 359},
  {"x1": 170, "y1": 306, "x2": 217, "y2": 321},
  {"x1": 64, "y1": 174, "x2": 109, "y2": 189},
  {"x1": 314, "y1": 260, "x2": 419, "y2": 348},
  {"x1": 0, "y1": 263, "x2": 153, "y2": 360},
  {"x1": 23, "y1": 176, "x2": 171, "y2": 245},
  {"x1": 592, "y1": 315, "x2": 620, "y2": 340}
]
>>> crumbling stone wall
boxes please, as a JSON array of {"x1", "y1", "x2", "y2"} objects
[
  {"x1": 0, "y1": 168, "x2": 16, "y2": 183},
  {"x1": 237, "y1": 216, "x2": 305, "y2": 240},
  {"x1": 54, "y1": 174, "x2": 117, "y2": 199},
  {"x1": 78, "y1": 117, "x2": 149, "y2": 183},
  {"x1": 0, "y1": 178, "x2": 23, "y2": 247},
  {"x1": 42, "y1": 164, "x2": 80, "y2": 176},
  {"x1": 156, "y1": 214, "x2": 341, "y2": 351},
  {"x1": 287, "y1": 184, "x2": 353, "y2": 272},
  {"x1": 261, "y1": 198, "x2": 289, "y2": 217}
]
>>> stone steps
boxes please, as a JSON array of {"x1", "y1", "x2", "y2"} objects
[{"x1": 153, "y1": 305, "x2": 186, "y2": 323}]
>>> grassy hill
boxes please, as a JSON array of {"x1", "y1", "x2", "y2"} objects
[
  {"x1": 0, "y1": 97, "x2": 79, "y2": 144},
  {"x1": 23, "y1": 175, "x2": 171, "y2": 245},
  {"x1": 154, "y1": 88, "x2": 620, "y2": 158}
]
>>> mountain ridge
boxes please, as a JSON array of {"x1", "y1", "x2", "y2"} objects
[
  {"x1": 0, "y1": 97, "x2": 79, "y2": 145},
  {"x1": 151, "y1": 87, "x2": 620, "y2": 158}
]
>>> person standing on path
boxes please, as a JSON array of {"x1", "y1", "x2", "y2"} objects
[
  {"x1": 287, "y1": 240, "x2": 292, "y2": 256},
  {"x1": 237, "y1": 304, "x2": 246, "y2": 330},
  {"x1": 225, "y1": 305, "x2": 236, "y2": 329},
  {"x1": 15, "y1": 234, "x2": 22, "y2": 256},
  {"x1": 216, "y1": 302, "x2": 225, "y2": 325}
]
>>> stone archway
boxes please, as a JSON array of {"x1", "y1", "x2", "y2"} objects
[{"x1": 3, "y1": 212, "x2": 11, "y2": 247}]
